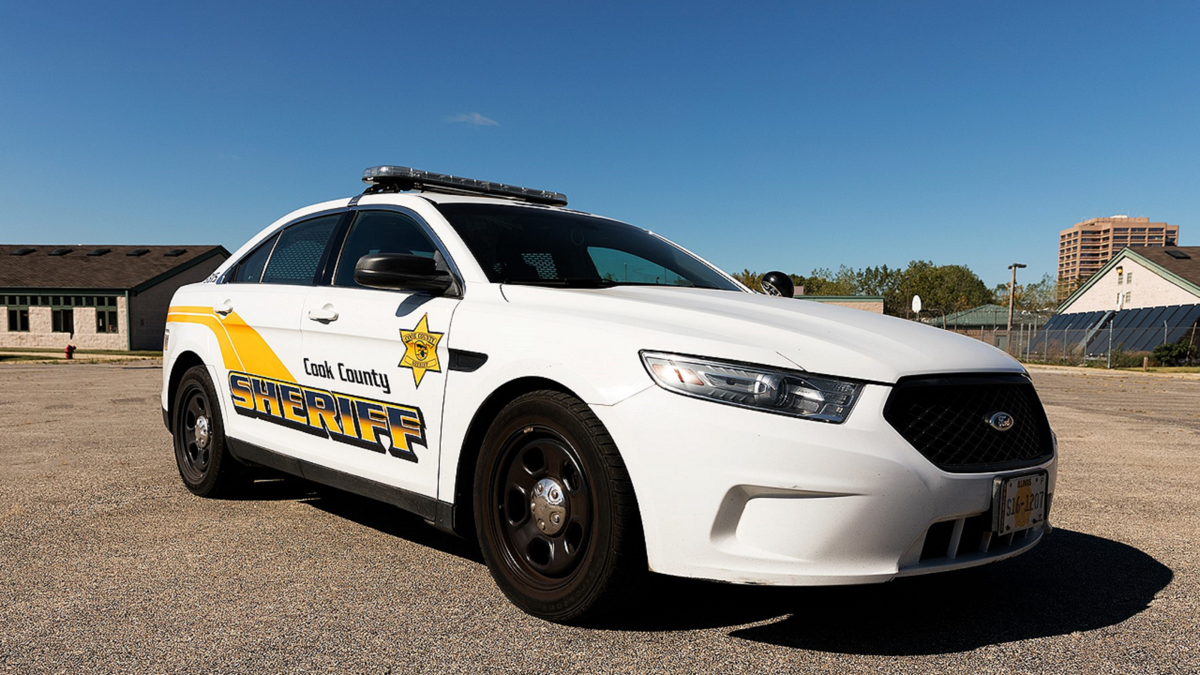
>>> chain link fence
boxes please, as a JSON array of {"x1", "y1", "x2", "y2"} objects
[{"x1": 937, "y1": 322, "x2": 1200, "y2": 367}]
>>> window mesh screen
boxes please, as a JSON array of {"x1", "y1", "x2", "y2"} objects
[
  {"x1": 521, "y1": 253, "x2": 558, "y2": 279},
  {"x1": 261, "y1": 216, "x2": 338, "y2": 285}
]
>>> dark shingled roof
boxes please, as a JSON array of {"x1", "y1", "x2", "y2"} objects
[
  {"x1": 0, "y1": 245, "x2": 229, "y2": 291},
  {"x1": 1133, "y1": 246, "x2": 1200, "y2": 289}
]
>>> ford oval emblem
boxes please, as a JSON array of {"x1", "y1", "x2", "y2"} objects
[{"x1": 987, "y1": 412, "x2": 1015, "y2": 432}]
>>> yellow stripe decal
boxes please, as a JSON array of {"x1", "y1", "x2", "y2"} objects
[
  {"x1": 168, "y1": 305, "x2": 216, "y2": 315},
  {"x1": 167, "y1": 308, "x2": 243, "y2": 372},
  {"x1": 167, "y1": 305, "x2": 292, "y2": 380},
  {"x1": 219, "y1": 311, "x2": 294, "y2": 382}
]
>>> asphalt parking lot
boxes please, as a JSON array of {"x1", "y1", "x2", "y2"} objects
[{"x1": 1, "y1": 363, "x2": 1196, "y2": 674}]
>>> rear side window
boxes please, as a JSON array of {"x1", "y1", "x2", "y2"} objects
[
  {"x1": 333, "y1": 210, "x2": 441, "y2": 288},
  {"x1": 261, "y1": 215, "x2": 340, "y2": 285},
  {"x1": 229, "y1": 234, "x2": 278, "y2": 283}
]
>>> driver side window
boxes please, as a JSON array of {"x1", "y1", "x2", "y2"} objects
[{"x1": 333, "y1": 211, "x2": 442, "y2": 288}]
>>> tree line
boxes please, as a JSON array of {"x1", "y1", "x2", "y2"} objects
[{"x1": 731, "y1": 262, "x2": 1058, "y2": 317}]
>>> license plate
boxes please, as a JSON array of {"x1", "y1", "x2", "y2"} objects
[{"x1": 993, "y1": 472, "x2": 1048, "y2": 535}]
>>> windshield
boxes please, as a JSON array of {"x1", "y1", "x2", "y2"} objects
[{"x1": 435, "y1": 203, "x2": 741, "y2": 291}]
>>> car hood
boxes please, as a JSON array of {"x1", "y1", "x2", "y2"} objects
[{"x1": 499, "y1": 285, "x2": 1024, "y2": 383}]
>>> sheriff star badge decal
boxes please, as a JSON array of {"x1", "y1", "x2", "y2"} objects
[{"x1": 399, "y1": 313, "x2": 443, "y2": 387}]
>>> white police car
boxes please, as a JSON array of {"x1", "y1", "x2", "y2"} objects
[{"x1": 162, "y1": 166, "x2": 1056, "y2": 622}]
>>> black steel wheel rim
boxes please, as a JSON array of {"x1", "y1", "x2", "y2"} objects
[
  {"x1": 177, "y1": 384, "x2": 212, "y2": 483},
  {"x1": 492, "y1": 425, "x2": 592, "y2": 587}
]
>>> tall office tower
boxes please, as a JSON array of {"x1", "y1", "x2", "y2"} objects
[{"x1": 1057, "y1": 216, "x2": 1180, "y2": 299}]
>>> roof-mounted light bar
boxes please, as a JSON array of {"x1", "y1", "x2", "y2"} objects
[{"x1": 362, "y1": 165, "x2": 568, "y2": 207}]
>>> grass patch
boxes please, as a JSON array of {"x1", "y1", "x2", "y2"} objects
[
  {"x1": 79, "y1": 349, "x2": 162, "y2": 356},
  {"x1": 0, "y1": 347, "x2": 161, "y2": 356},
  {"x1": 1115, "y1": 366, "x2": 1200, "y2": 374},
  {"x1": 0, "y1": 347, "x2": 70, "y2": 353},
  {"x1": 0, "y1": 354, "x2": 58, "y2": 363}
]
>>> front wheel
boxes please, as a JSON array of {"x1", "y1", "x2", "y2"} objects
[
  {"x1": 172, "y1": 365, "x2": 248, "y2": 498},
  {"x1": 474, "y1": 391, "x2": 645, "y2": 622}
]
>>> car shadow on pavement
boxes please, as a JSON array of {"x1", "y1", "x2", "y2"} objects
[
  {"x1": 615, "y1": 530, "x2": 1170, "y2": 654},
  {"x1": 223, "y1": 476, "x2": 323, "y2": 501},
  {"x1": 296, "y1": 483, "x2": 486, "y2": 564},
  {"x1": 224, "y1": 478, "x2": 1171, "y2": 650},
  {"x1": 226, "y1": 476, "x2": 485, "y2": 561}
]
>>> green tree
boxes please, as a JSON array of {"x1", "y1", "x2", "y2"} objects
[
  {"x1": 890, "y1": 261, "x2": 991, "y2": 316},
  {"x1": 800, "y1": 266, "x2": 858, "y2": 296},
  {"x1": 732, "y1": 268, "x2": 762, "y2": 292},
  {"x1": 858, "y1": 264, "x2": 902, "y2": 299},
  {"x1": 1153, "y1": 341, "x2": 1196, "y2": 367},
  {"x1": 993, "y1": 273, "x2": 1059, "y2": 312},
  {"x1": 728, "y1": 261, "x2": 992, "y2": 317},
  {"x1": 1020, "y1": 274, "x2": 1059, "y2": 311}
]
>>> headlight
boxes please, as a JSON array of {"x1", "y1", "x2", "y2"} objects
[{"x1": 640, "y1": 351, "x2": 864, "y2": 423}]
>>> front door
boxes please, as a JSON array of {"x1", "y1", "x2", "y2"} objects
[{"x1": 298, "y1": 208, "x2": 461, "y2": 498}]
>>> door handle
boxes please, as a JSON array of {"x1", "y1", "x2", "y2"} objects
[
  {"x1": 307, "y1": 305, "x2": 339, "y2": 323},
  {"x1": 214, "y1": 302, "x2": 233, "y2": 316}
]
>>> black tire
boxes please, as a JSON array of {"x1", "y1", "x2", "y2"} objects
[
  {"x1": 474, "y1": 390, "x2": 645, "y2": 623},
  {"x1": 172, "y1": 365, "x2": 248, "y2": 498}
]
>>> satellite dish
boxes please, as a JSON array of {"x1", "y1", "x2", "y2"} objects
[{"x1": 911, "y1": 295, "x2": 922, "y2": 314}]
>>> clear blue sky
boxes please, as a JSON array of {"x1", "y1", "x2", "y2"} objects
[{"x1": 2, "y1": 1, "x2": 1197, "y2": 288}]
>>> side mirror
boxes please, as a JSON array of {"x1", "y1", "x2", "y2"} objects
[
  {"x1": 354, "y1": 253, "x2": 453, "y2": 294},
  {"x1": 760, "y1": 271, "x2": 794, "y2": 298}
]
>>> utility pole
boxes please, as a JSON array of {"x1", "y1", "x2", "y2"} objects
[
  {"x1": 1007, "y1": 263, "x2": 1027, "y2": 341},
  {"x1": 1107, "y1": 322, "x2": 1113, "y2": 369}
]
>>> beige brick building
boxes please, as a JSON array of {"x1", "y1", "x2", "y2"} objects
[
  {"x1": 1, "y1": 245, "x2": 228, "y2": 351},
  {"x1": 1058, "y1": 216, "x2": 1179, "y2": 299},
  {"x1": 795, "y1": 295, "x2": 885, "y2": 314}
]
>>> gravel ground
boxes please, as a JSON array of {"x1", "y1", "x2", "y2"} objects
[{"x1": 0, "y1": 362, "x2": 1196, "y2": 674}]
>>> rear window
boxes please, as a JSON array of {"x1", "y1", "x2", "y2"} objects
[
  {"x1": 229, "y1": 234, "x2": 277, "y2": 284},
  {"x1": 260, "y1": 215, "x2": 339, "y2": 286}
]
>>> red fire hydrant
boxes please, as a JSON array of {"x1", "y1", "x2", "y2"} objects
[{"x1": 64, "y1": 344, "x2": 76, "y2": 360}]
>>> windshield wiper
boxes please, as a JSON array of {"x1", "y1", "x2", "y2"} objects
[{"x1": 503, "y1": 278, "x2": 619, "y2": 288}]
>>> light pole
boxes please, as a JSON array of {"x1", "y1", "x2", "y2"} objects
[{"x1": 1006, "y1": 263, "x2": 1027, "y2": 341}]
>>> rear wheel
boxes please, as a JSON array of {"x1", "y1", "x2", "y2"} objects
[
  {"x1": 474, "y1": 391, "x2": 644, "y2": 622},
  {"x1": 172, "y1": 365, "x2": 247, "y2": 497}
]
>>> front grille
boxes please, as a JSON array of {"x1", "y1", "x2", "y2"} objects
[{"x1": 883, "y1": 373, "x2": 1053, "y2": 472}]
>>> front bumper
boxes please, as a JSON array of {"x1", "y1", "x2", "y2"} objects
[{"x1": 593, "y1": 382, "x2": 1056, "y2": 586}]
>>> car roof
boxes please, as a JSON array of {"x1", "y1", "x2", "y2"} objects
[{"x1": 410, "y1": 190, "x2": 594, "y2": 214}]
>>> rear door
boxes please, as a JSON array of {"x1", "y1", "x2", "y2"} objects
[
  {"x1": 213, "y1": 213, "x2": 344, "y2": 453},
  {"x1": 297, "y1": 208, "x2": 462, "y2": 498}
]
